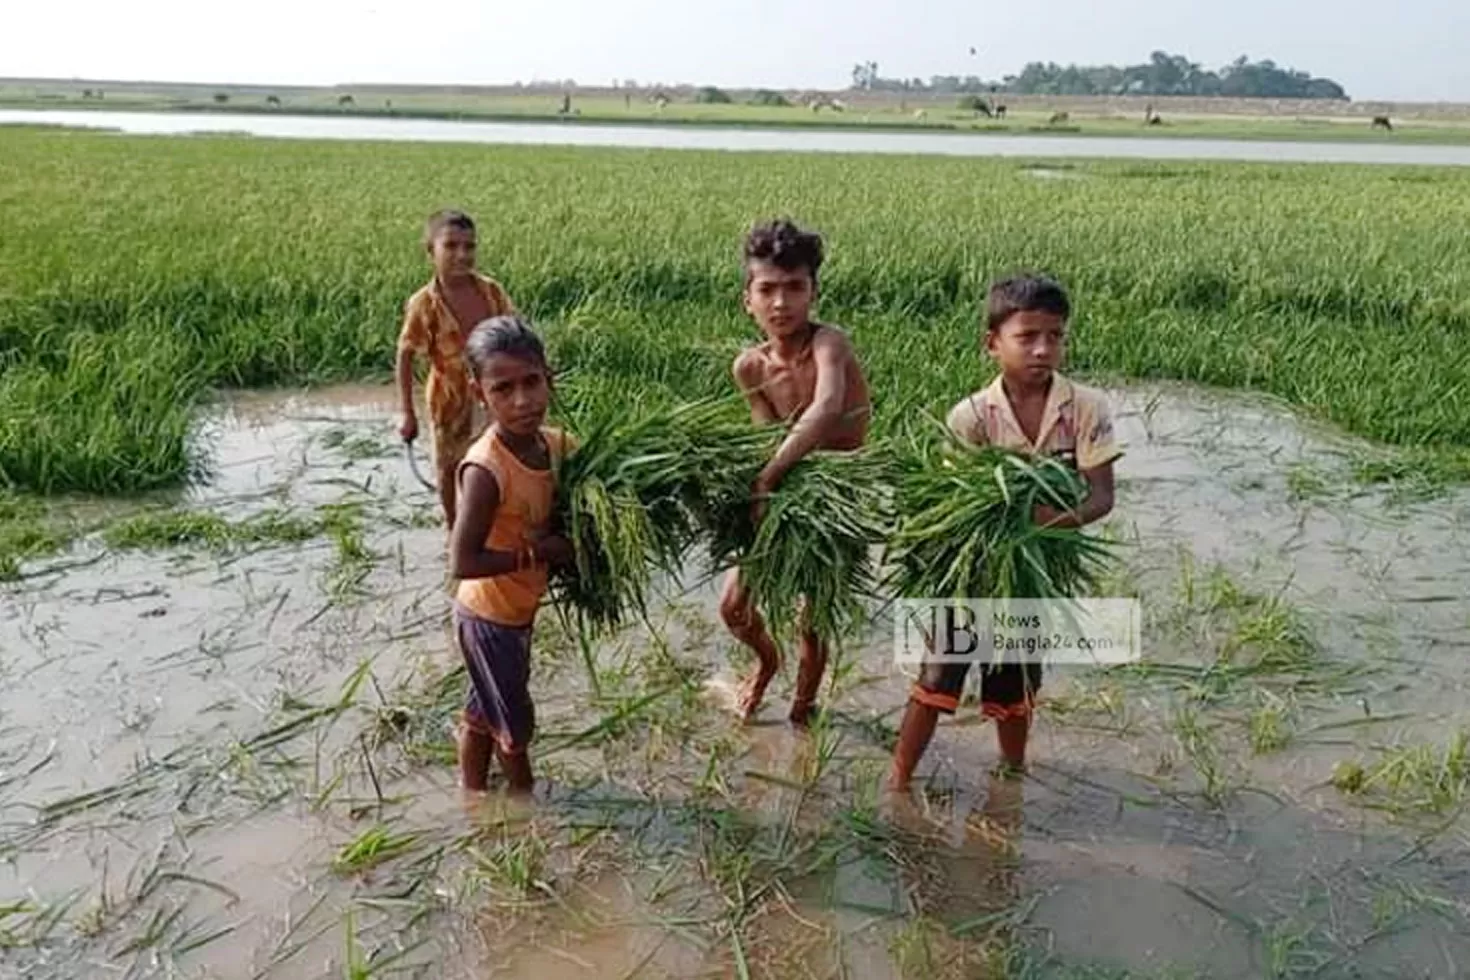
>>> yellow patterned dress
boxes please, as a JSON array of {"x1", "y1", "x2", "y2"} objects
[{"x1": 396, "y1": 274, "x2": 516, "y2": 484}]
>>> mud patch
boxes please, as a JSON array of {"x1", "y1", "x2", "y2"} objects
[{"x1": 0, "y1": 380, "x2": 1466, "y2": 978}]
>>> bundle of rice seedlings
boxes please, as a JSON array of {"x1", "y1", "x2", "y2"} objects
[
  {"x1": 885, "y1": 429, "x2": 1115, "y2": 602},
  {"x1": 550, "y1": 394, "x2": 774, "y2": 636},
  {"x1": 706, "y1": 446, "x2": 894, "y2": 646}
]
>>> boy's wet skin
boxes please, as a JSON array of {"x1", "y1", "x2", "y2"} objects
[{"x1": 721, "y1": 220, "x2": 872, "y2": 728}]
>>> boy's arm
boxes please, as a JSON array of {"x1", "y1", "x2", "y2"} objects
[
  {"x1": 493, "y1": 280, "x2": 517, "y2": 316},
  {"x1": 733, "y1": 351, "x2": 781, "y2": 426},
  {"x1": 1037, "y1": 461, "x2": 1114, "y2": 529},
  {"x1": 450, "y1": 466, "x2": 540, "y2": 579},
  {"x1": 395, "y1": 348, "x2": 418, "y2": 441},
  {"x1": 396, "y1": 297, "x2": 430, "y2": 441},
  {"x1": 755, "y1": 330, "x2": 851, "y2": 493},
  {"x1": 1036, "y1": 390, "x2": 1121, "y2": 529}
]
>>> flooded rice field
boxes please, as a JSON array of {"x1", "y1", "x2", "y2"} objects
[{"x1": 1, "y1": 381, "x2": 1467, "y2": 979}]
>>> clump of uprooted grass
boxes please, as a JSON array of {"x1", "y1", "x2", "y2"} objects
[
  {"x1": 101, "y1": 506, "x2": 321, "y2": 552},
  {"x1": 550, "y1": 393, "x2": 775, "y2": 636},
  {"x1": 885, "y1": 427, "x2": 1116, "y2": 600},
  {"x1": 704, "y1": 445, "x2": 894, "y2": 645},
  {"x1": 1332, "y1": 729, "x2": 1469, "y2": 817}
]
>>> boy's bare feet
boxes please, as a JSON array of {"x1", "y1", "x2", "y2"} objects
[
  {"x1": 788, "y1": 698, "x2": 822, "y2": 729},
  {"x1": 737, "y1": 664, "x2": 778, "y2": 721}
]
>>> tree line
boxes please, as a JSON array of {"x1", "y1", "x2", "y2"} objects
[{"x1": 851, "y1": 52, "x2": 1348, "y2": 100}]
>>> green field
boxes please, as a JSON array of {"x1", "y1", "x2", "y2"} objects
[
  {"x1": 3, "y1": 125, "x2": 1469, "y2": 978},
  {"x1": 2, "y1": 127, "x2": 1469, "y2": 503}
]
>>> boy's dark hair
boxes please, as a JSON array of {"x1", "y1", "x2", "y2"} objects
[
  {"x1": 423, "y1": 209, "x2": 475, "y2": 246},
  {"x1": 987, "y1": 274, "x2": 1071, "y2": 332},
  {"x1": 464, "y1": 316, "x2": 547, "y2": 379},
  {"x1": 743, "y1": 219, "x2": 824, "y2": 287}
]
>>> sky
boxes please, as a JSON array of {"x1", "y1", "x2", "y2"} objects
[{"x1": 5, "y1": 0, "x2": 1469, "y2": 103}]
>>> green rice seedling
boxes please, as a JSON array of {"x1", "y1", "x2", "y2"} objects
[
  {"x1": 1172, "y1": 707, "x2": 1231, "y2": 805},
  {"x1": 320, "y1": 503, "x2": 375, "y2": 599},
  {"x1": 886, "y1": 428, "x2": 1116, "y2": 601},
  {"x1": 102, "y1": 506, "x2": 322, "y2": 552},
  {"x1": 1248, "y1": 693, "x2": 1295, "y2": 755},
  {"x1": 0, "y1": 896, "x2": 75, "y2": 950},
  {"x1": 464, "y1": 833, "x2": 549, "y2": 899},
  {"x1": 1333, "y1": 730, "x2": 1469, "y2": 816},
  {"x1": 704, "y1": 445, "x2": 894, "y2": 645},
  {"x1": 332, "y1": 825, "x2": 421, "y2": 874}
]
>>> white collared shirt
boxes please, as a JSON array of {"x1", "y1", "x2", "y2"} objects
[{"x1": 945, "y1": 372, "x2": 1122, "y2": 471}]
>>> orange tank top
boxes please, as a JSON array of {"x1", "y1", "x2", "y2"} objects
[{"x1": 454, "y1": 425, "x2": 571, "y2": 627}]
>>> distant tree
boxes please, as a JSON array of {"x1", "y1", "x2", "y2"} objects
[
  {"x1": 849, "y1": 51, "x2": 1347, "y2": 100},
  {"x1": 694, "y1": 86, "x2": 732, "y2": 104},
  {"x1": 338, "y1": 94, "x2": 355, "y2": 106},
  {"x1": 213, "y1": 93, "x2": 229, "y2": 104},
  {"x1": 266, "y1": 95, "x2": 281, "y2": 107},
  {"x1": 749, "y1": 89, "x2": 791, "y2": 107}
]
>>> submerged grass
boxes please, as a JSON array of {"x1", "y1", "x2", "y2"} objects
[
  {"x1": 1333, "y1": 730, "x2": 1470, "y2": 818},
  {"x1": 3, "y1": 129, "x2": 1470, "y2": 495},
  {"x1": 101, "y1": 506, "x2": 322, "y2": 552}
]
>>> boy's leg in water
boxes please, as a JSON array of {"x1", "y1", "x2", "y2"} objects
[
  {"x1": 981, "y1": 662, "x2": 1042, "y2": 774},
  {"x1": 890, "y1": 650, "x2": 970, "y2": 791},
  {"x1": 456, "y1": 609, "x2": 536, "y2": 790},
  {"x1": 719, "y1": 569, "x2": 782, "y2": 721},
  {"x1": 458, "y1": 724, "x2": 494, "y2": 791},
  {"x1": 995, "y1": 716, "x2": 1031, "y2": 772},
  {"x1": 496, "y1": 747, "x2": 534, "y2": 795},
  {"x1": 789, "y1": 603, "x2": 828, "y2": 727},
  {"x1": 889, "y1": 699, "x2": 942, "y2": 791},
  {"x1": 433, "y1": 406, "x2": 480, "y2": 529}
]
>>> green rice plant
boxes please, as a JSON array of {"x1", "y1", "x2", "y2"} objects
[
  {"x1": 0, "y1": 493, "x2": 69, "y2": 579},
  {"x1": 331, "y1": 824, "x2": 421, "y2": 874},
  {"x1": 550, "y1": 394, "x2": 773, "y2": 635},
  {"x1": 463, "y1": 833, "x2": 548, "y2": 898},
  {"x1": 1332, "y1": 729, "x2": 1469, "y2": 816},
  {"x1": 4, "y1": 129, "x2": 1470, "y2": 504},
  {"x1": 1248, "y1": 692, "x2": 1295, "y2": 755},
  {"x1": 885, "y1": 428, "x2": 1116, "y2": 601},
  {"x1": 102, "y1": 506, "x2": 322, "y2": 552},
  {"x1": 705, "y1": 444, "x2": 894, "y2": 645},
  {"x1": 1172, "y1": 707, "x2": 1231, "y2": 805}
]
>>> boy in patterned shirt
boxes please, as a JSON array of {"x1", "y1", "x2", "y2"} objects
[{"x1": 396, "y1": 210, "x2": 517, "y2": 527}]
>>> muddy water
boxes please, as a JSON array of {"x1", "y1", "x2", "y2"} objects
[{"x1": 1, "y1": 380, "x2": 1467, "y2": 979}]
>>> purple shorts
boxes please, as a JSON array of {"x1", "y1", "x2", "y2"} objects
[{"x1": 453, "y1": 603, "x2": 535, "y2": 753}]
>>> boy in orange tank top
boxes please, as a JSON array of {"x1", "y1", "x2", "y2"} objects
[{"x1": 448, "y1": 316, "x2": 574, "y2": 795}]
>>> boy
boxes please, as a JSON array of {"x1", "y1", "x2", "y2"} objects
[
  {"x1": 397, "y1": 210, "x2": 517, "y2": 528},
  {"x1": 449, "y1": 316, "x2": 574, "y2": 794},
  {"x1": 723, "y1": 219, "x2": 872, "y2": 727},
  {"x1": 888, "y1": 274, "x2": 1120, "y2": 791}
]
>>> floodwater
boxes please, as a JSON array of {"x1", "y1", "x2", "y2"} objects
[
  {"x1": 1, "y1": 381, "x2": 1468, "y2": 978},
  {"x1": 6, "y1": 108, "x2": 1470, "y2": 166}
]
